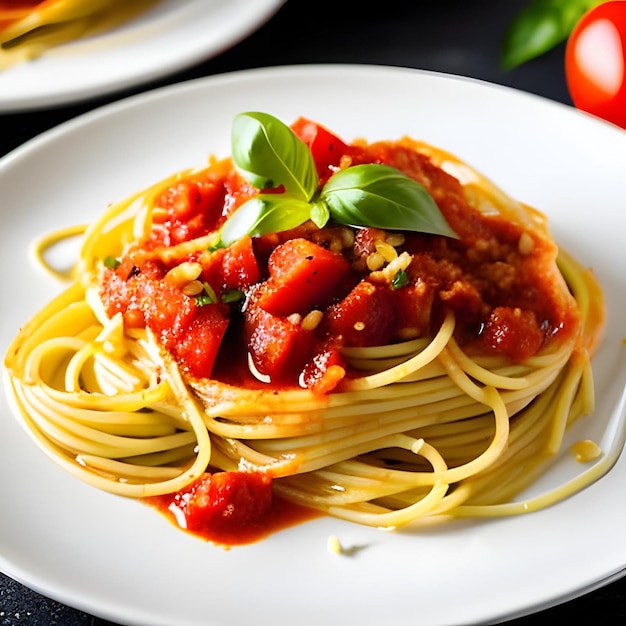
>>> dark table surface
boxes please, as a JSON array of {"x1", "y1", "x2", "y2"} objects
[{"x1": 1, "y1": 1, "x2": 625, "y2": 624}]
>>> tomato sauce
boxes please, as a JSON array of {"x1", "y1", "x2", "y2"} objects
[
  {"x1": 100, "y1": 123, "x2": 579, "y2": 392},
  {"x1": 143, "y1": 472, "x2": 322, "y2": 547},
  {"x1": 98, "y1": 119, "x2": 581, "y2": 545},
  {"x1": 0, "y1": 1, "x2": 49, "y2": 30}
]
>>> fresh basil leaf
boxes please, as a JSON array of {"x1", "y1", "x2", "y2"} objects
[
  {"x1": 501, "y1": 0, "x2": 602, "y2": 70},
  {"x1": 321, "y1": 164, "x2": 457, "y2": 238},
  {"x1": 310, "y1": 201, "x2": 330, "y2": 229},
  {"x1": 231, "y1": 112, "x2": 319, "y2": 200},
  {"x1": 219, "y1": 195, "x2": 313, "y2": 247}
]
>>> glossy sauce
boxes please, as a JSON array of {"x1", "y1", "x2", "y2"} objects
[
  {"x1": 100, "y1": 130, "x2": 579, "y2": 391},
  {"x1": 143, "y1": 472, "x2": 322, "y2": 547},
  {"x1": 100, "y1": 120, "x2": 581, "y2": 545},
  {"x1": 0, "y1": 0, "x2": 44, "y2": 29}
]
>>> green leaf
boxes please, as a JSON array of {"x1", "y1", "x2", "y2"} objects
[
  {"x1": 231, "y1": 112, "x2": 319, "y2": 200},
  {"x1": 309, "y1": 201, "x2": 330, "y2": 229},
  {"x1": 391, "y1": 269, "x2": 409, "y2": 290},
  {"x1": 221, "y1": 289, "x2": 244, "y2": 303},
  {"x1": 221, "y1": 112, "x2": 457, "y2": 246},
  {"x1": 321, "y1": 164, "x2": 457, "y2": 238},
  {"x1": 219, "y1": 195, "x2": 313, "y2": 247},
  {"x1": 501, "y1": 0, "x2": 603, "y2": 70},
  {"x1": 195, "y1": 282, "x2": 218, "y2": 306},
  {"x1": 103, "y1": 255, "x2": 120, "y2": 270}
]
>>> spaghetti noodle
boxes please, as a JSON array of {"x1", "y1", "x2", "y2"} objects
[
  {"x1": 0, "y1": 0, "x2": 159, "y2": 69},
  {"x1": 4, "y1": 113, "x2": 606, "y2": 533}
]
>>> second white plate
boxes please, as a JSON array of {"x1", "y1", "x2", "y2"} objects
[{"x1": 0, "y1": 0, "x2": 286, "y2": 111}]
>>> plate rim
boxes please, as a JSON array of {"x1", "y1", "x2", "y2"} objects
[{"x1": 1, "y1": 64, "x2": 625, "y2": 626}]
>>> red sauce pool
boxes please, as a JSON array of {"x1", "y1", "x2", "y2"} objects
[{"x1": 142, "y1": 471, "x2": 323, "y2": 548}]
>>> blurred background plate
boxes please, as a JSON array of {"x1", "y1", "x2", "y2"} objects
[{"x1": 0, "y1": 0, "x2": 286, "y2": 112}]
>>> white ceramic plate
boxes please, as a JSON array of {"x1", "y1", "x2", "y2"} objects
[
  {"x1": 0, "y1": 0, "x2": 285, "y2": 111},
  {"x1": 1, "y1": 65, "x2": 625, "y2": 626}
]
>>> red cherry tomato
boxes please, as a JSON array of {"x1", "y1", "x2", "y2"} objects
[{"x1": 565, "y1": 1, "x2": 626, "y2": 128}]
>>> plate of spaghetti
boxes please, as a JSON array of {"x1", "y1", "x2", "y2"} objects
[
  {"x1": 0, "y1": 0, "x2": 285, "y2": 111},
  {"x1": 1, "y1": 65, "x2": 625, "y2": 626}
]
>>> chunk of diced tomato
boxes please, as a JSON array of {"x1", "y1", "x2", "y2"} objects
[
  {"x1": 392, "y1": 282, "x2": 434, "y2": 338},
  {"x1": 101, "y1": 262, "x2": 230, "y2": 379},
  {"x1": 199, "y1": 235, "x2": 260, "y2": 296},
  {"x1": 325, "y1": 280, "x2": 396, "y2": 347},
  {"x1": 257, "y1": 238, "x2": 351, "y2": 316},
  {"x1": 300, "y1": 339, "x2": 346, "y2": 394},
  {"x1": 172, "y1": 471, "x2": 273, "y2": 534},
  {"x1": 175, "y1": 303, "x2": 230, "y2": 379},
  {"x1": 221, "y1": 235, "x2": 260, "y2": 289},
  {"x1": 153, "y1": 177, "x2": 226, "y2": 244},
  {"x1": 290, "y1": 117, "x2": 349, "y2": 180},
  {"x1": 245, "y1": 295, "x2": 314, "y2": 382},
  {"x1": 481, "y1": 306, "x2": 543, "y2": 362}
]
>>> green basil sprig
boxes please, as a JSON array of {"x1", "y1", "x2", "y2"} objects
[
  {"x1": 501, "y1": 0, "x2": 603, "y2": 70},
  {"x1": 219, "y1": 195, "x2": 313, "y2": 246},
  {"x1": 231, "y1": 112, "x2": 318, "y2": 198},
  {"x1": 321, "y1": 164, "x2": 455, "y2": 236},
  {"x1": 218, "y1": 112, "x2": 457, "y2": 247}
]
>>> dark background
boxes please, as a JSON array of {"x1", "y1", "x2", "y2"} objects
[{"x1": 1, "y1": 1, "x2": 624, "y2": 624}]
